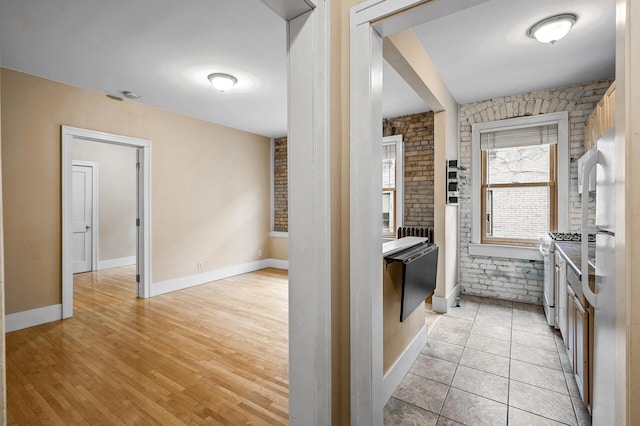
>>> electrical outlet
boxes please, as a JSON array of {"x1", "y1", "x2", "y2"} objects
[
  {"x1": 197, "y1": 260, "x2": 203, "y2": 270},
  {"x1": 258, "y1": 249, "x2": 263, "y2": 257}
]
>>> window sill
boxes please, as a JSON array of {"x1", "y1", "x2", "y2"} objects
[
  {"x1": 269, "y1": 231, "x2": 288, "y2": 238},
  {"x1": 468, "y1": 243, "x2": 542, "y2": 261}
]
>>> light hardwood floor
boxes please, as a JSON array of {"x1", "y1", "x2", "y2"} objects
[{"x1": 6, "y1": 266, "x2": 289, "y2": 425}]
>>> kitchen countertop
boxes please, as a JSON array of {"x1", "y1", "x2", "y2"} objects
[{"x1": 555, "y1": 241, "x2": 595, "y2": 279}]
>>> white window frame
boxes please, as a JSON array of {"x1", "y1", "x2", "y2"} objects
[
  {"x1": 470, "y1": 111, "x2": 569, "y2": 260},
  {"x1": 382, "y1": 135, "x2": 403, "y2": 238}
]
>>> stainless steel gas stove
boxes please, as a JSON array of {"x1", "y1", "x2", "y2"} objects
[{"x1": 539, "y1": 232, "x2": 595, "y2": 327}]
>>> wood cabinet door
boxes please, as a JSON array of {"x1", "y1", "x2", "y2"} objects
[
  {"x1": 597, "y1": 99, "x2": 607, "y2": 136},
  {"x1": 566, "y1": 285, "x2": 576, "y2": 370},
  {"x1": 588, "y1": 109, "x2": 599, "y2": 150},
  {"x1": 574, "y1": 296, "x2": 589, "y2": 405},
  {"x1": 606, "y1": 82, "x2": 616, "y2": 130},
  {"x1": 557, "y1": 255, "x2": 568, "y2": 344}
]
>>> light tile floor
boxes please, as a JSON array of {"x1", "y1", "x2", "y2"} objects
[{"x1": 384, "y1": 294, "x2": 592, "y2": 426}]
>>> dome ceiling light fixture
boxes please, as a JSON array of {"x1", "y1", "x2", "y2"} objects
[
  {"x1": 122, "y1": 90, "x2": 141, "y2": 99},
  {"x1": 527, "y1": 14, "x2": 577, "y2": 44},
  {"x1": 208, "y1": 73, "x2": 238, "y2": 92}
]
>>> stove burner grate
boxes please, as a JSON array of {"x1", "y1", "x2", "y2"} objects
[{"x1": 548, "y1": 232, "x2": 596, "y2": 243}]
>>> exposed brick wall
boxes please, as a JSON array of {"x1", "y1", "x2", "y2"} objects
[
  {"x1": 273, "y1": 112, "x2": 435, "y2": 233},
  {"x1": 383, "y1": 111, "x2": 435, "y2": 228},
  {"x1": 273, "y1": 137, "x2": 288, "y2": 232},
  {"x1": 459, "y1": 79, "x2": 614, "y2": 304}
]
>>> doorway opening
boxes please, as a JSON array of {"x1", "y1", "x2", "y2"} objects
[{"x1": 62, "y1": 126, "x2": 151, "y2": 319}]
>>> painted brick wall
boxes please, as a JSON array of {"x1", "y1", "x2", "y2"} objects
[
  {"x1": 383, "y1": 111, "x2": 435, "y2": 228},
  {"x1": 459, "y1": 79, "x2": 613, "y2": 303},
  {"x1": 273, "y1": 136, "x2": 288, "y2": 232}
]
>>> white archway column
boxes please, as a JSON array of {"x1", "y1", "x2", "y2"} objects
[
  {"x1": 287, "y1": 1, "x2": 332, "y2": 424},
  {"x1": 349, "y1": 16, "x2": 384, "y2": 426}
]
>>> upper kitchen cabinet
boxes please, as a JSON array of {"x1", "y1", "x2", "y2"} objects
[{"x1": 584, "y1": 81, "x2": 616, "y2": 151}]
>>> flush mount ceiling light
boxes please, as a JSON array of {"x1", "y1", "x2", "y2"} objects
[
  {"x1": 208, "y1": 73, "x2": 238, "y2": 92},
  {"x1": 122, "y1": 90, "x2": 141, "y2": 99},
  {"x1": 527, "y1": 14, "x2": 577, "y2": 44}
]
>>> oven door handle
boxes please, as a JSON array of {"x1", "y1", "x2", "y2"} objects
[{"x1": 538, "y1": 246, "x2": 547, "y2": 257}]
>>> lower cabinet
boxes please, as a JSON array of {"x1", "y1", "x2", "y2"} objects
[
  {"x1": 564, "y1": 264, "x2": 593, "y2": 412},
  {"x1": 566, "y1": 285, "x2": 575, "y2": 370},
  {"x1": 556, "y1": 254, "x2": 567, "y2": 343},
  {"x1": 573, "y1": 296, "x2": 589, "y2": 406}
]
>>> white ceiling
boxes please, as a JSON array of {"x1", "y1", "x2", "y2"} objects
[
  {"x1": 0, "y1": 0, "x2": 288, "y2": 137},
  {"x1": 412, "y1": 0, "x2": 615, "y2": 105},
  {"x1": 0, "y1": 0, "x2": 616, "y2": 138}
]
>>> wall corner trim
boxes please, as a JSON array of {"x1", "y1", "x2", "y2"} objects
[
  {"x1": 432, "y1": 283, "x2": 460, "y2": 313},
  {"x1": 5, "y1": 304, "x2": 63, "y2": 333},
  {"x1": 150, "y1": 259, "x2": 285, "y2": 297},
  {"x1": 267, "y1": 259, "x2": 289, "y2": 270},
  {"x1": 382, "y1": 324, "x2": 428, "y2": 404}
]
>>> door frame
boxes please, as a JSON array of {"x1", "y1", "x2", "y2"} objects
[
  {"x1": 62, "y1": 126, "x2": 152, "y2": 319},
  {"x1": 349, "y1": 0, "x2": 490, "y2": 423},
  {"x1": 71, "y1": 160, "x2": 99, "y2": 272}
]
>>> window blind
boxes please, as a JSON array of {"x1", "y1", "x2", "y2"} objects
[{"x1": 480, "y1": 124, "x2": 558, "y2": 150}]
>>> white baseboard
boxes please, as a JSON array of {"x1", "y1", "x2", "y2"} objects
[
  {"x1": 267, "y1": 259, "x2": 288, "y2": 270},
  {"x1": 151, "y1": 259, "x2": 277, "y2": 297},
  {"x1": 5, "y1": 304, "x2": 62, "y2": 333},
  {"x1": 98, "y1": 256, "x2": 136, "y2": 270},
  {"x1": 382, "y1": 324, "x2": 428, "y2": 404},
  {"x1": 5, "y1": 260, "x2": 284, "y2": 332},
  {"x1": 432, "y1": 283, "x2": 460, "y2": 314}
]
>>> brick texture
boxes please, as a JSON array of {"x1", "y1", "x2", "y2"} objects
[
  {"x1": 459, "y1": 79, "x2": 613, "y2": 304},
  {"x1": 383, "y1": 111, "x2": 435, "y2": 228},
  {"x1": 273, "y1": 137, "x2": 288, "y2": 232}
]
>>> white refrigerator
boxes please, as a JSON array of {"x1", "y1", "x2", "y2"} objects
[{"x1": 580, "y1": 128, "x2": 616, "y2": 424}]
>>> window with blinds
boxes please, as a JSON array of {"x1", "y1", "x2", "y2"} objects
[{"x1": 480, "y1": 124, "x2": 558, "y2": 245}]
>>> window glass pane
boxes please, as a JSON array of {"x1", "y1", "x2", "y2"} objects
[
  {"x1": 382, "y1": 144, "x2": 396, "y2": 189},
  {"x1": 382, "y1": 190, "x2": 395, "y2": 234},
  {"x1": 487, "y1": 144, "x2": 549, "y2": 185},
  {"x1": 485, "y1": 186, "x2": 549, "y2": 240}
]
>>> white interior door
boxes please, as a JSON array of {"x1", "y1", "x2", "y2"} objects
[{"x1": 72, "y1": 165, "x2": 93, "y2": 273}]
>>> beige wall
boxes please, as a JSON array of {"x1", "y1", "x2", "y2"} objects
[
  {"x1": 73, "y1": 140, "x2": 137, "y2": 263},
  {"x1": 1, "y1": 68, "x2": 271, "y2": 314},
  {"x1": 330, "y1": 2, "x2": 360, "y2": 423},
  {"x1": 382, "y1": 261, "x2": 424, "y2": 372},
  {"x1": 269, "y1": 236, "x2": 288, "y2": 261}
]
